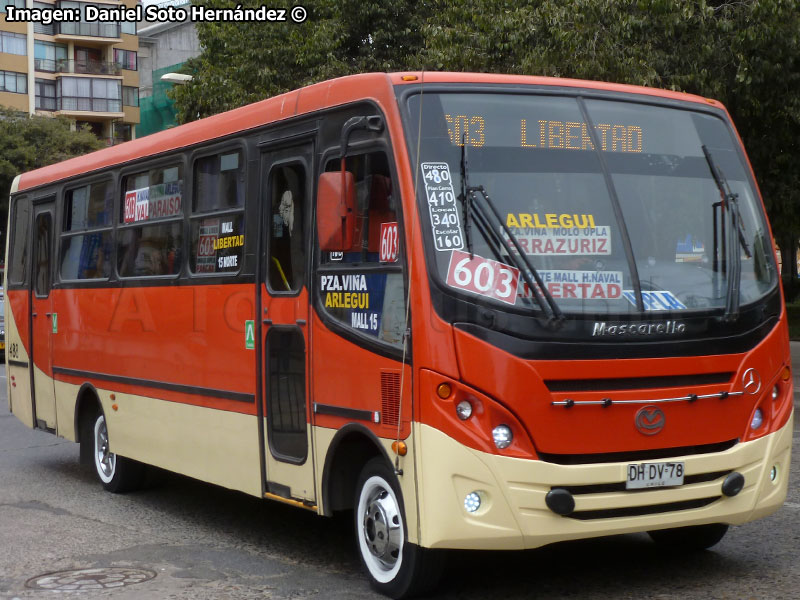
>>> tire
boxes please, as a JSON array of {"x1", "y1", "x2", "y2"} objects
[
  {"x1": 648, "y1": 523, "x2": 729, "y2": 551},
  {"x1": 91, "y1": 412, "x2": 144, "y2": 493},
  {"x1": 354, "y1": 457, "x2": 444, "y2": 599}
]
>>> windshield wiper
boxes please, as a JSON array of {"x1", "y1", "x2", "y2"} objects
[
  {"x1": 458, "y1": 142, "x2": 564, "y2": 325},
  {"x1": 702, "y1": 145, "x2": 752, "y2": 321}
]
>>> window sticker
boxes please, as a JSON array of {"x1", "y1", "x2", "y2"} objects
[
  {"x1": 196, "y1": 218, "x2": 219, "y2": 273},
  {"x1": 123, "y1": 182, "x2": 182, "y2": 223},
  {"x1": 320, "y1": 273, "x2": 386, "y2": 335},
  {"x1": 421, "y1": 162, "x2": 464, "y2": 251},
  {"x1": 506, "y1": 215, "x2": 612, "y2": 255},
  {"x1": 379, "y1": 222, "x2": 399, "y2": 263},
  {"x1": 519, "y1": 270, "x2": 623, "y2": 300},
  {"x1": 622, "y1": 290, "x2": 687, "y2": 311},
  {"x1": 445, "y1": 250, "x2": 520, "y2": 305}
]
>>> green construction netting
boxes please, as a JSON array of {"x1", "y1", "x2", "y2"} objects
[{"x1": 137, "y1": 63, "x2": 183, "y2": 137}]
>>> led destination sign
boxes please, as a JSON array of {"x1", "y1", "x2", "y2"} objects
[{"x1": 444, "y1": 114, "x2": 644, "y2": 152}]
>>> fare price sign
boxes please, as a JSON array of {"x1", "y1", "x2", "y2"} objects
[
  {"x1": 446, "y1": 250, "x2": 520, "y2": 305},
  {"x1": 421, "y1": 162, "x2": 464, "y2": 252}
]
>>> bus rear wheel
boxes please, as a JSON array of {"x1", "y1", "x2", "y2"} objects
[
  {"x1": 648, "y1": 523, "x2": 729, "y2": 550},
  {"x1": 91, "y1": 412, "x2": 143, "y2": 493},
  {"x1": 354, "y1": 457, "x2": 443, "y2": 599}
]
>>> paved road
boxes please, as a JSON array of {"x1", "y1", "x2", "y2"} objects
[{"x1": 1, "y1": 360, "x2": 799, "y2": 599}]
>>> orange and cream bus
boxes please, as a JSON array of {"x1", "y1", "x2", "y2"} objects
[{"x1": 5, "y1": 72, "x2": 793, "y2": 598}]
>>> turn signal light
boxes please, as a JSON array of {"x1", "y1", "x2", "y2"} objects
[
  {"x1": 437, "y1": 383, "x2": 452, "y2": 399},
  {"x1": 401, "y1": 75, "x2": 418, "y2": 81},
  {"x1": 391, "y1": 441, "x2": 407, "y2": 456},
  {"x1": 781, "y1": 366, "x2": 791, "y2": 381}
]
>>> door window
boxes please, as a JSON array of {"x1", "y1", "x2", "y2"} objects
[
  {"x1": 34, "y1": 212, "x2": 52, "y2": 297},
  {"x1": 267, "y1": 163, "x2": 306, "y2": 292},
  {"x1": 265, "y1": 328, "x2": 307, "y2": 462}
]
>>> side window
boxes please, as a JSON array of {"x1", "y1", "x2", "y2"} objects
[
  {"x1": 61, "y1": 180, "x2": 113, "y2": 280},
  {"x1": 8, "y1": 196, "x2": 30, "y2": 285},
  {"x1": 318, "y1": 151, "x2": 406, "y2": 347},
  {"x1": 268, "y1": 163, "x2": 305, "y2": 291},
  {"x1": 190, "y1": 151, "x2": 245, "y2": 274},
  {"x1": 118, "y1": 164, "x2": 183, "y2": 277}
]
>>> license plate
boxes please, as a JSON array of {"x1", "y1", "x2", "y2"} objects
[{"x1": 626, "y1": 461, "x2": 684, "y2": 489}]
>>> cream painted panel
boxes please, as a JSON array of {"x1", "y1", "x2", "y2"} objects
[
  {"x1": 32, "y1": 364, "x2": 56, "y2": 429},
  {"x1": 265, "y1": 429, "x2": 317, "y2": 502},
  {"x1": 54, "y1": 378, "x2": 80, "y2": 441},
  {"x1": 415, "y1": 417, "x2": 793, "y2": 551},
  {"x1": 5, "y1": 284, "x2": 34, "y2": 427},
  {"x1": 101, "y1": 392, "x2": 263, "y2": 498},
  {"x1": 8, "y1": 364, "x2": 33, "y2": 428}
]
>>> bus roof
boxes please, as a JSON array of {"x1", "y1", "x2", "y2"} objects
[{"x1": 16, "y1": 72, "x2": 720, "y2": 193}]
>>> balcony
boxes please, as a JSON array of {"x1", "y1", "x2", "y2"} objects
[{"x1": 57, "y1": 59, "x2": 122, "y2": 76}]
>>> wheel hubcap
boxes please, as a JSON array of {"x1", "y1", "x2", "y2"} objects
[
  {"x1": 94, "y1": 417, "x2": 115, "y2": 479},
  {"x1": 362, "y1": 486, "x2": 402, "y2": 569}
]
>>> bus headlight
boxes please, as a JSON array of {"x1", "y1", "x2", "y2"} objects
[
  {"x1": 492, "y1": 425, "x2": 512, "y2": 449},
  {"x1": 456, "y1": 400, "x2": 473, "y2": 420},
  {"x1": 750, "y1": 408, "x2": 763, "y2": 430}
]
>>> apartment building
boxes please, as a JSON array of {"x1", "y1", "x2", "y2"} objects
[{"x1": 0, "y1": 0, "x2": 140, "y2": 144}]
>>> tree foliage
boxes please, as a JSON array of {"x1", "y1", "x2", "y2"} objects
[
  {"x1": 173, "y1": 0, "x2": 800, "y2": 294},
  {"x1": 0, "y1": 108, "x2": 103, "y2": 252}
]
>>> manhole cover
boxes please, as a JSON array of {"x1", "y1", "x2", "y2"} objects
[{"x1": 26, "y1": 567, "x2": 156, "y2": 591}]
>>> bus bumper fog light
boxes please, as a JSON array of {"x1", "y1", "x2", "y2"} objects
[
  {"x1": 721, "y1": 472, "x2": 744, "y2": 497},
  {"x1": 492, "y1": 425, "x2": 512, "y2": 449},
  {"x1": 464, "y1": 492, "x2": 481, "y2": 513},
  {"x1": 456, "y1": 400, "x2": 473, "y2": 420},
  {"x1": 750, "y1": 408, "x2": 763, "y2": 430},
  {"x1": 545, "y1": 488, "x2": 575, "y2": 516},
  {"x1": 770, "y1": 465, "x2": 779, "y2": 482},
  {"x1": 772, "y1": 385, "x2": 779, "y2": 400}
]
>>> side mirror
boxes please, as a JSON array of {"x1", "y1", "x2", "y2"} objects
[{"x1": 317, "y1": 171, "x2": 355, "y2": 251}]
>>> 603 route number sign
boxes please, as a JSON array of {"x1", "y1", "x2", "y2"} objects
[{"x1": 446, "y1": 250, "x2": 519, "y2": 305}]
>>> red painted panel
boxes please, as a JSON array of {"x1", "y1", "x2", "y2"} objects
[
  {"x1": 44, "y1": 284, "x2": 257, "y2": 413},
  {"x1": 310, "y1": 310, "x2": 411, "y2": 439},
  {"x1": 7, "y1": 290, "x2": 30, "y2": 350},
  {"x1": 449, "y1": 319, "x2": 791, "y2": 455}
]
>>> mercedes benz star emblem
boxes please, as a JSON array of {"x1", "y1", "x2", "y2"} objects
[
  {"x1": 742, "y1": 368, "x2": 762, "y2": 395},
  {"x1": 635, "y1": 406, "x2": 665, "y2": 436}
]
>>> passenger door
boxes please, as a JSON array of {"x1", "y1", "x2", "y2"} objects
[
  {"x1": 259, "y1": 141, "x2": 316, "y2": 505},
  {"x1": 30, "y1": 198, "x2": 57, "y2": 431}
]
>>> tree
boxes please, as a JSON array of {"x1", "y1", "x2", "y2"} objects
[
  {"x1": 0, "y1": 108, "x2": 103, "y2": 252},
  {"x1": 170, "y1": 0, "x2": 430, "y2": 122}
]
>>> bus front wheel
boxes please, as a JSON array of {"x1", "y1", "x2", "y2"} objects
[
  {"x1": 648, "y1": 523, "x2": 729, "y2": 550},
  {"x1": 354, "y1": 457, "x2": 443, "y2": 599},
  {"x1": 91, "y1": 412, "x2": 143, "y2": 493}
]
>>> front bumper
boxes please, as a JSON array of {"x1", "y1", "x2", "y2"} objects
[{"x1": 416, "y1": 412, "x2": 793, "y2": 550}]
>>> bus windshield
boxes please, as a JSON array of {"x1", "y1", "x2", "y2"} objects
[{"x1": 405, "y1": 91, "x2": 777, "y2": 317}]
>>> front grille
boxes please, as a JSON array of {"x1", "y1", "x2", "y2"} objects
[
  {"x1": 544, "y1": 372, "x2": 733, "y2": 392},
  {"x1": 552, "y1": 470, "x2": 731, "y2": 496},
  {"x1": 539, "y1": 439, "x2": 739, "y2": 465},
  {"x1": 567, "y1": 497, "x2": 719, "y2": 520}
]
